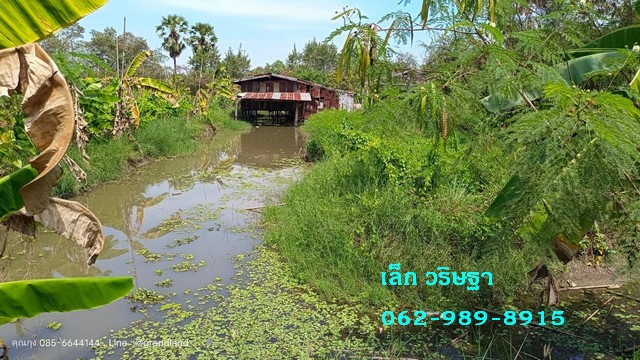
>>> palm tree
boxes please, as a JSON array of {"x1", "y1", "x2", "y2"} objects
[
  {"x1": 188, "y1": 22, "x2": 218, "y2": 64},
  {"x1": 156, "y1": 14, "x2": 189, "y2": 76},
  {"x1": 188, "y1": 22, "x2": 219, "y2": 90}
]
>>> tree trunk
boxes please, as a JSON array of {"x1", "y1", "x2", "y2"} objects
[{"x1": 173, "y1": 57, "x2": 177, "y2": 76}]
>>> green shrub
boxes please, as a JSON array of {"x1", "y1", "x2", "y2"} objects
[{"x1": 263, "y1": 97, "x2": 528, "y2": 312}]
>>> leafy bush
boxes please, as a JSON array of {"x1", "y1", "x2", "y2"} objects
[{"x1": 263, "y1": 99, "x2": 526, "y2": 311}]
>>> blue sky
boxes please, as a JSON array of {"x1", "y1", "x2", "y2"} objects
[{"x1": 77, "y1": 0, "x2": 427, "y2": 69}]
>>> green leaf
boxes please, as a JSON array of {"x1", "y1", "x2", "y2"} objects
[
  {"x1": 569, "y1": 24, "x2": 640, "y2": 57},
  {"x1": 630, "y1": 68, "x2": 640, "y2": 94},
  {"x1": 133, "y1": 77, "x2": 176, "y2": 95},
  {"x1": 0, "y1": 0, "x2": 108, "y2": 49},
  {"x1": 0, "y1": 277, "x2": 134, "y2": 325},
  {"x1": 474, "y1": 0, "x2": 482, "y2": 22},
  {"x1": 557, "y1": 51, "x2": 622, "y2": 85},
  {"x1": 481, "y1": 52, "x2": 621, "y2": 113},
  {"x1": 83, "y1": 93, "x2": 121, "y2": 104},
  {"x1": 420, "y1": 0, "x2": 431, "y2": 28},
  {"x1": 485, "y1": 174, "x2": 527, "y2": 220},
  {"x1": 479, "y1": 23, "x2": 504, "y2": 44},
  {"x1": 489, "y1": 0, "x2": 496, "y2": 23},
  {"x1": 125, "y1": 50, "x2": 151, "y2": 78},
  {"x1": 0, "y1": 166, "x2": 38, "y2": 219},
  {"x1": 337, "y1": 33, "x2": 353, "y2": 82},
  {"x1": 480, "y1": 88, "x2": 542, "y2": 113}
]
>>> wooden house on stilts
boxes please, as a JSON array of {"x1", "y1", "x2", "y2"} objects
[{"x1": 234, "y1": 73, "x2": 354, "y2": 126}]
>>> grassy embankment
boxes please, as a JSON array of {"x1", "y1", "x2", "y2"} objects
[
  {"x1": 263, "y1": 101, "x2": 544, "y2": 312},
  {"x1": 55, "y1": 107, "x2": 250, "y2": 198}
]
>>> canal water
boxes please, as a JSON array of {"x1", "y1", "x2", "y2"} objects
[{"x1": 0, "y1": 126, "x2": 307, "y2": 360}]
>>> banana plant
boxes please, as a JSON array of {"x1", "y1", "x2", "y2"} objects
[
  {"x1": 0, "y1": 43, "x2": 105, "y2": 263},
  {"x1": 567, "y1": 24, "x2": 640, "y2": 58},
  {"x1": 482, "y1": 25, "x2": 640, "y2": 113},
  {"x1": 193, "y1": 88, "x2": 211, "y2": 116},
  {"x1": 193, "y1": 67, "x2": 238, "y2": 116},
  {"x1": 113, "y1": 50, "x2": 177, "y2": 134},
  {"x1": 481, "y1": 51, "x2": 625, "y2": 113}
]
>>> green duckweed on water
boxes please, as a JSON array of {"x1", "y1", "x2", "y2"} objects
[{"x1": 92, "y1": 247, "x2": 378, "y2": 359}]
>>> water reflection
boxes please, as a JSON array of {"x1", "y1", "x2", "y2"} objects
[
  {"x1": 0, "y1": 126, "x2": 305, "y2": 360},
  {"x1": 237, "y1": 126, "x2": 304, "y2": 168}
]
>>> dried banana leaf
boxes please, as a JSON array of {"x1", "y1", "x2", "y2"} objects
[
  {"x1": 0, "y1": 43, "x2": 74, "y2": 214},
  {"x1": 33, "y1": 198, "x2": 104, "y2": 265}
]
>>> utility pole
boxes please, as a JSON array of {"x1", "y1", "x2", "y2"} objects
[
  {"x1": 122, "y1": 17, "x2": 127, "y2": 79},
  {"x1": 115, "y1": 27, "x2": 119, "y2": 77}
]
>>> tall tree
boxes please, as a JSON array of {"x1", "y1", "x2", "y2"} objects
[
  {"x1": 221, "y1": 45, "x2": 251, "y2": 80},
  {"x1": 187, "y1": 22, "x2": 220, "y2": 73},
  {"x1": 39, "y1": 23, "x2": 85, "y2": 54},
  {"x1": 300, "y1": 38, "x2": 338, "y2": 73},
  {"x1": 286, "y1": 44, "x2": 302, "y2": 69},
  {"x1": 84, "y1": 27, "x2": 157, "y2": 76},
  {"x1": 156, "y1": 14, "x2": 189, "y2": 76}
]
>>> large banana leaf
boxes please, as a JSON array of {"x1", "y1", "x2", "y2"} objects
[
  {"x1": 483, "y1": 25, "x2": 640, "y2": 113},
  {"x1": 0, "y1": 0, "x2": 109, "y2": 49},
  {"x1": 125, "y1": 50, "x2": 151, "y2": 78},
  {"x1": 481, "y1": 51, "x2": 622, "y2": 113},
  {"x1": 480, "y1": 88, "x2": 542, "y2": 114},
  {"x1": 568, "y1": 25, "x2": 640, "y2": 58},
  {"x1": 0, "y1": 166, "x2": 38, "y2": 219},
  {"x1": 132, "y1": 77, "x2": 176, "y2": 95},
  {"x1": 484, "y1": 174, "x2": 527, "y2": 220},
  {"x1": 557, "y1": 51, "x2": 621, "y2": 84},
  {"x1": 0, "y1": 277, "x2": 133, "y2": 325}
]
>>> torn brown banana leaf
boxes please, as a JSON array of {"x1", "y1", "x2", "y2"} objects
[
  {"x1": 32, "y1": 198, "x2": 104, "y2": 266},
  {"x1": 6, "y1": 197, "x2": 104, "y2": 265},
  {"x1": 0, "y1": 43, "x2": 74, "y2": 214},
  {"x1": 0, "y1": 44, "x2": 104, "y2": 265}
]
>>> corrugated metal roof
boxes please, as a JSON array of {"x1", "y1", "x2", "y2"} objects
[
  {"x1": 233, "y1": 73, "x2": 339, "y2": 91},
  {"x1": 239, "y1": 92, "x2": 312, "y2": 102},
  {"x1": 234, "y1": 73, "x2": 300, "y2": 84}
]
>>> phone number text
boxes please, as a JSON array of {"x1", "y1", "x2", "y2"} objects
[{"x1": 381, "y1": 310, "x2": 564, "y2": 327}]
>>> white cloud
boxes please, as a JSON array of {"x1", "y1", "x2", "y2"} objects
[{"x1": 157, "y1": 0, "x2": 340, "y2": 23}]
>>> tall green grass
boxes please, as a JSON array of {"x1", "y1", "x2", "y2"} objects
[
  {"x1": 263, "y1": 100, "x2": 536, "y2": 311},
  {"x1": 136, "y1": 117, "x2": 201, "y2": 157},
  {"x1": 202, "y1": 106, "x2": 252, "y2": 131},
  {"x1": 56, "y1": 137, "x2": 134, "y2": 198}
]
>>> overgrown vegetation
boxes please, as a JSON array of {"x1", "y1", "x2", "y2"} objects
[
  {"x1": 3, "y1": 0, "x2": 640, "y2": 358},
  {"x1": 264, "y1": 0, "x2": 640, "y2": 356},
  {"x1": 1, "y1": 34, "x2": 249, "y2": 198}
]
